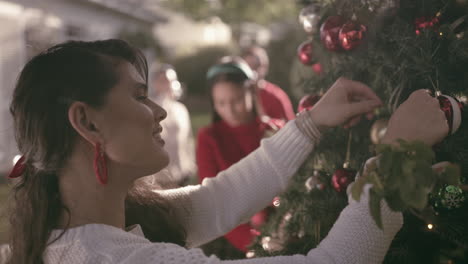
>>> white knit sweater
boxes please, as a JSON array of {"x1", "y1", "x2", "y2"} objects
[{"x1": 44, "y1": 120, "x2": 403, "y2": 263}]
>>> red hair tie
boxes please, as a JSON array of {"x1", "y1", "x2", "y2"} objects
[{"x1": 8, "y1": 156, "x2": 26, "y2": 179}]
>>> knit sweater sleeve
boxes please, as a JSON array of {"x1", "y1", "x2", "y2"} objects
[
  {"x1": 157, "y1": 120, "x2": 315, "y2": 247},
  {"x1": 155, "y1": 120, "x2": 403, "y2": 263},
  {"x1": 131, "y1": 179, "x2": 401, "y2": 264},
  {"x1": 218, "y1": 185, "x2": 401, "y2": 264}
]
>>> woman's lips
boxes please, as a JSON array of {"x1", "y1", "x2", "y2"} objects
[{"x1": 153, "y1": 127, "x2": 165, "y2": 145}]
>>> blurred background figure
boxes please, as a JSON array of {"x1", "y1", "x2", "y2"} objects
[
  {"x1": 241, "y1": 45, "x2": 295, "y2": 121},
  {"x1": 196, "y1": 58, "x2": 282, "y2": 259},
  {"x1": 150, "y1": 64, "x2": 196, "y2": 187}
]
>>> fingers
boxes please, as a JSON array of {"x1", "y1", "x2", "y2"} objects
[
  {"x1": 346, "y1": 99, "x2": 382, "y2": 118},
  {"x1": 342, "y1": 101, "x2": 380, "y2": 128},
  {"x1": 386, "y1": 89, "x2": 449, "y2": 146},
  {"x1": 344, "y1": 116, "x2": 362, "y2": 128},
  {"x1": 338, "y1": 77, "x2": 382, "y2": 103},
  {"x1": 366, "y1": 112, "x2": 374, "y2": 120},
  {"x1": 408, "y1": 89, "x2": 439, "y2": 106},
  {"x1": 409, "y1": 89, "x2": 432, "y2": 99}
]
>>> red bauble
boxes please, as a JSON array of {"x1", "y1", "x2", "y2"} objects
[
  {"x1": 331, "y1": 168, "x2": 357, "y2": 192},
  {"x1": 298, "y1": 94, "x2": 321, "y2": 113},
  {"x1": 320, "y1": 16, "x2": 345, "y2": 51},
  {"x1": 312, "y1": 63, "x2": 323, "y2": 74},
  {"x1": 297, "y1": 40, "x2": 316, "y2": 65},
  {"x1": 438, "y1": 95, "x2": 463, "y2": 135},
  {"x1": 339, "y1": 21, "x2": 367, "y2": 51},
  {"x1": 414, "y1": 16, "x2": 440, "y2": 35}
]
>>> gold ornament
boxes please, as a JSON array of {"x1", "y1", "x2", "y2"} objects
[{"x1": 370, "y1": 118, "x2": 388, "y2": 144}]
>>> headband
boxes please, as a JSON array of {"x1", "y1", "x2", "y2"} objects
[{"x1": 206, "y1": 61, "x2": 255, "y2": 81}]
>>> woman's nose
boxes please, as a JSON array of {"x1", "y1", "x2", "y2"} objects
[
  {"x1": 151, "y1": 100, "x2": 167, "y2": 121},
  {"x1": 156, "y1": 104, "x2": 167, "y2": 121}
]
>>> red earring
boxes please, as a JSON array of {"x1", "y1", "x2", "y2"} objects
[
  {"x1": 93, "y1": 143, "x2": 108, "y2": 185},
  {"x1": 8, "y1": 156, "x2": 26, "y2": 179}
]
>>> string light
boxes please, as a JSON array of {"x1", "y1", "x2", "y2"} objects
[{"x1": 246, "y1": 251, "x2": 255, "y2": 258}]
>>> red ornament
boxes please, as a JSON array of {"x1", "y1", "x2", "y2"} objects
[
  {"x1": 312, "y1": 63, "x2": 323, "y2": 74},
  {"x1": 437, "y1": 95, "x2": 463, "y2": 135},
  {"x1": 414, "y1": 16, "x2": 440, "y2": 35},
  {"x1": 339, "y1": 21, "x2": 367, "y2": 51},
  {"x1": 297, "y1": 40, "x2": 316, "y2": 65},
  {"x1": 331, "y1": 168, "x2": 357, "y2": 192},
  {"x1": 320, "y1": 16, "x2": 345, "y2": 51},
  {"x1": 298, "y1": 94, "x2": 321, "y2": 113},
  {"x1": 273, "y1": 196, "x2": 281, "y2": 207}
]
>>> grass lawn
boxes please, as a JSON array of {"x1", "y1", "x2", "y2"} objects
[{"x1": 191, "y1": 110, "x2": 211, "y2": 137}]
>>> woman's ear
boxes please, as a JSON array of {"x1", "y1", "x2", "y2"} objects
[{"x1": 68, "y1": 101, "x2": 101, "y2": 144}]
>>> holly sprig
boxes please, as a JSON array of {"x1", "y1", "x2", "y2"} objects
[{"x1": 351, "y1": 140, "x2": 461, "y2": 229}]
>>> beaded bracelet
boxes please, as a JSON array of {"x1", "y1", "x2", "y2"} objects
[{"x1": 295, "y1": 110, "x2": 321, "y2": 142}]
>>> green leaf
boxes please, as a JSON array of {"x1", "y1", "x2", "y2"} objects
[
  {"x1": 351, "y1": 177, "x2": 366, "y2": 202},
  {"x1": 401, "y1": 186, "x2": 429, "y2": 210},
  {"x1": 385, "y1": 190, "x2": 407, "y2": 211},
  {"x1": 352, "y1": 140, "x2": 461, "y2": 221},
  {"x1": 368, "y1": 171, "x2": 384, "y2": 193},
  {"x1": 369, "y1": 190, "x2": 383, "y2": 230}
]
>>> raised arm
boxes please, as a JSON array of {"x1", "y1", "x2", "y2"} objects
[
  {"x1": 160, "y1": 119, "x2": 316, "y2": 247},
  {"x1": 220, "y1": 182, "x2": 403, "y2": 264},
  {"x1": 158, "y1": 78, "x2": 383, "y2": 247},
  {"x1": 124, "y1": 81, "x2": 450, "y2": 264},
  {"x1": 125, "y1": 161, "x2": 402, "y2": 264}
]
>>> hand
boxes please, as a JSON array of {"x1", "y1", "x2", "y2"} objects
[
  {"x1": 308, "y1": 77, "x2": 382, "y2": 131},
  {"x1": 382, "y1": 90, "x2": 449, "y2": 146}
]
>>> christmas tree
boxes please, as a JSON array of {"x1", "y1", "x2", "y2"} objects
[{"x1": 251, "y1": 0, "x2": 468, "y2": 263}]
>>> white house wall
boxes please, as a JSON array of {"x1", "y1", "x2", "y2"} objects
[
  {"x1": 0, "y1": 0, "x2": 158, "y2": 173},
  {"x1": 12, "y1": 0, "x2": 154, "y2": 40},
  {"x1": 0, "y1": 13, "x2": 25, "y2": 173}
]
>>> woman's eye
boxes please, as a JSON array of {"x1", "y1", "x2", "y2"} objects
[{"x1": 136, "y1": 95, "x2": 148, "y2": 101}]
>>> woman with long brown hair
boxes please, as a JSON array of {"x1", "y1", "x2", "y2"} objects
[{"x1": 7, "y1": 39, "x2": 447, "y2": 263}]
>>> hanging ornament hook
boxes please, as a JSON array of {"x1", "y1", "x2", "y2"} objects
[{"x1": 343, "y1": 130, "x2": 352, "y2": 169}]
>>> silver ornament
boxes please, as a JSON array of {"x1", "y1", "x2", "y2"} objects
[
  {"x1": 305, "y1": 170, "x2": 325, "y2": 191},
  {"x1": 261, "y1": 236, "x2": 284, "y2": 252},
  {"x1": 299, "y1": 4, "x2": 321, "y2": 34}
]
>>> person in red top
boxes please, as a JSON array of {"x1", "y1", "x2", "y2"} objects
[
  {"x1": 196, "y1": 58, "x2": 282, "y2": 259},
  {"x1": 241, "y1": 45, "x2": 295, "y2": 121}
]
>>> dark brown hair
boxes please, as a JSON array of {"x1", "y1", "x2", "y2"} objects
[{"x1": 8, "y1": 39, "x2": 185, "y2": 263}]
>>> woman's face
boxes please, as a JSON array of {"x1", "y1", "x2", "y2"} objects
[
  {"x1": 212, "y1": 81, "x2": 254, "y2": 126},
  {"x1": 94, "y1": 62, "x2": 169, "y2": 177}
]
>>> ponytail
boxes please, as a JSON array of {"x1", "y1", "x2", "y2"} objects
[{"x1": 9, "y1": 167, "x2": 67, "y2": 264}]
